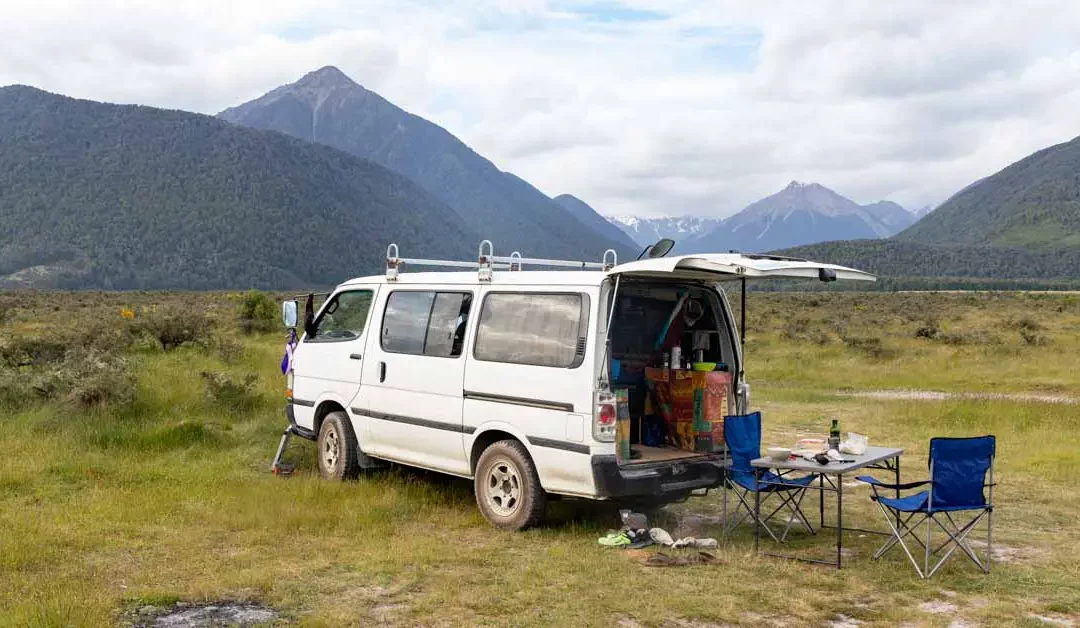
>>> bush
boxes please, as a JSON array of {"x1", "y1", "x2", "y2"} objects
[
  {"x1": 134, "y1": 308, "x2": 212, "y2": 351},
  {"x1": 914, "y1": 320, "x2": 941, "y2": 340},
  {"x1": 842, "y1": 335, "x2": 898, "y2": 360},
  {"x1": 0, "y1": 348, "x2": 136, "y2": 409},
  {"x1": 238, "y1": 290, "x2": 278, "y2": 335},
  {"x1": 201, "y1": 371, "x2": 260, "y2": 412},
  {"x1": 211, "y1": 335, "x2": 246, "y2": 364},
  {"x1": 63, "y1": 351, "x2": 137, "y2": 408},
  {"x1": 1020, "y1": 329, "x2": 1049, "y2": 346},
  {"x1": 0, "y1": 337, "x2": 69, "y2": 368}
]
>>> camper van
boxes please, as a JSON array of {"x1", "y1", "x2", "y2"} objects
[{"x1": 280, "y1": 241, "x2": 874, "y2": 530}]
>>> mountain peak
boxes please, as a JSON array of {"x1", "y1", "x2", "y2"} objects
[{"x1": 294, "y1": 65, "x2": 357, "y2": 89}]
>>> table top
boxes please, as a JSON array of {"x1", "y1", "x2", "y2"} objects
[{"x1": 751, "y1": 446, "x2": 903, "y2": 474}]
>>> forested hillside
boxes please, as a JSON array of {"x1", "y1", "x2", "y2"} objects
[
  {"x1": 0, "y1": 86, "x2": 476, "y2": 289},
  {"x1": 897, "y1": 133, "x2": 1080, "y2": 250}
]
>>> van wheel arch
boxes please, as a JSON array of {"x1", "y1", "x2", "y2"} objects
[
  {"x1": 470, "y1": 430, "x2": 523, "y2": 475},
  {"x1": 313, "y1": 401, "x2": 346, "y2": 435}
]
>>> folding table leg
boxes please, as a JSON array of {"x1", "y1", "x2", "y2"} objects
[
  {"x1": 836, "y1": 473, "x2": 843, "y2": 569},
  {"x1": 894, "y1": 456, "x2": 902, "y2": 532},
  {"x1": 819, "y1": 473, "x2": 825, "y2": 529}
]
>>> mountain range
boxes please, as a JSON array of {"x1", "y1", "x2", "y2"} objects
[
  {"x1": 2, "y1": 65, "x2": 1079, "y2": 289},
  {"x1": 609, "y1": 182, "x2": 919, "y2": 253},
  {"x1": 219, "y1": 66, "x2": 634, "y2": 260}
]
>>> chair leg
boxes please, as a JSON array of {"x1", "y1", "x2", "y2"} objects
[
  {"x1": 872, "y1": 500, "x2": 927, "y2": 578},
  {"x1": 726, "y1": 486, "x2": 783, "y2": 544},
  {"x1": 872, "y1": 511, "x2": 923, "y2": 559},
  {"x1": 924, "y1": 512, "x2": 932, "y2": 578},
  {"x1": 927, "y1": 511, "x2": 990, "y2": 577}
]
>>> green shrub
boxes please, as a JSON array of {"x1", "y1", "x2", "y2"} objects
[
  {"x1": 211, "y1": 335, "x2": 246, "y2": 364},
  {"x1": 238, "y1": 290, "x2": 278, "y2": 335},
  {"x1": 201, "y1": 371, "x2": 260, "y2": 412},
  {"x1": 134, "y1": 309, "x2": 212, "y2": 351}
]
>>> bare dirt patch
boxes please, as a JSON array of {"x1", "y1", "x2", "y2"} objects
[
  {"x1": 919, "y1": 601, "x2": 958, "y2": 614},
  {"x1": 843, "y1": 389, "x2": 1078, "y2": 405},
  {"x1": 1029, "y1": 613, "x2": 1076, "y2": 627}
]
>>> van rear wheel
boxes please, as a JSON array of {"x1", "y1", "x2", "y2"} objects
[
  {"x1": 475, "y1": 440, "x2": 546, "y2": 530},
  {"x1": 317, "y1": 411, "x2": 360, "y2": 481}
]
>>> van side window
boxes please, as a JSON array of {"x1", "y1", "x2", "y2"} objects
[
  {"x1": 382, "y1": 291, "x2": 472, "y2": 357},
  {"x1": 474, "y1": 293, "x2": 588, "y2": 368},
  {"x1": 308, "y1": 290, "x2": 373, "y2": 342}
]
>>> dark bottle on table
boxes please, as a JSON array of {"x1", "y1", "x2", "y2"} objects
[{"x1": 829, "y1": 418, "x2": 841, "y2": 451}]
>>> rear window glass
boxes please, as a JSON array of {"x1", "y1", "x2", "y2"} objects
[{"x1": 474, "y1": 293, "x2": 587, "y2": 368}]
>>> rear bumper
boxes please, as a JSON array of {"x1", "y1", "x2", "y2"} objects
[{"x1": 590, "y1": 454, "x2": 726, "y2": 499}]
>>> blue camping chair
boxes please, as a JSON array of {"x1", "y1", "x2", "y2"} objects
[
  {"x1": 857, "y1": 435, "x2": 996, "y2": 578},
  {"x1": 723, "y1": 412, "x2": 817, "y2": 542}
]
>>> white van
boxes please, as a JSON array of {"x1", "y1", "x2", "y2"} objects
[{"x1": 281, "y1": 242, "x2": 873, "y2": 529}]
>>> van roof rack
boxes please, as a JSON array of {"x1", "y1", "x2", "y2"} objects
[{"x1": 386, "y1": 240, "x2": 618, "y2": 281}]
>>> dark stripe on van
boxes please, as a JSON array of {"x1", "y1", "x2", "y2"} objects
[
  {"x1": 291, "y1": 398, "x2": 316, "y2": 407},
  {"x1": 463, "y1": 390, "x2": 574, "y2": 413},
  {"x1": 527, "y1": 436, "x2": 591, "y2": 455},
  {"x1": 367, "y1": 411, "x2": 476, "y2": 435}
]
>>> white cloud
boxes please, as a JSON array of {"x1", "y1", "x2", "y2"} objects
[{"x1": 2, "y1": 0, "x2": 1080, "y2": 217}]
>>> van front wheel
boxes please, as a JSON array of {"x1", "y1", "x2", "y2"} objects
[
  {"x1": 317, "y1": 411, "x2": 360, "y2": 481},
  {"x1": 475, "y1": 440, "x2": 546, "y2": 530}
]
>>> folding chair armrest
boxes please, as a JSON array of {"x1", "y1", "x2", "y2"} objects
[{"x1": 855, "y1": 475, "x2": 929, "y2": 490}]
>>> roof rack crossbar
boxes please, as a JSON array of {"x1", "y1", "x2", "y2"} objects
[{"x1": 384, "y1": 241, "x2": 617, "y2": 280}]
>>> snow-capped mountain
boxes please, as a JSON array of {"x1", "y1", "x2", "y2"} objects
[
  {"x1": 606, "y1": 215, "x2": 724, "y2": 249},
  {"x1": 686, "y1": 181, "x2": 910, "y2": 253}
]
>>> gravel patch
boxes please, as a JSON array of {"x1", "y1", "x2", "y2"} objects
[{"x1": 139, "y1": 602, "x2": 280, "y2": 627}]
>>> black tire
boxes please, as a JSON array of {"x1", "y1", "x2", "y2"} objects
[
  {"x1": 317, "y1": 411, "x2": 360, "y2": 481},
  {"x1": 474, "y1": 439, "x2": 547, "y2": 530}
]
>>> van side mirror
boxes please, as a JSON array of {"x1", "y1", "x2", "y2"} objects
[{"x1": 282, "y1": 300, "x2": 298, "y2": 328}]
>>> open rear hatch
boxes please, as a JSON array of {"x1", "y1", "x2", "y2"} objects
[{"x1": 603, "y1": 253, "x2": 874, "y2": 467}]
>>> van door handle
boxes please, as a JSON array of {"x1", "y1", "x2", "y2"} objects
[
  {"x1": 379, "y1": 362, "x2": 386, "y2": 383},
  {"x1": 349, "y1": 354, "x2": 362, "y2": 360}
]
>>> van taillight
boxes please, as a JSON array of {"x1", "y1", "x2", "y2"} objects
[
  {"x1": 286, "y1": 371, "x2": 294, "y2": 400},
  {"x1": 594, "y1": 390, "x2": 616, "y2": 442}
]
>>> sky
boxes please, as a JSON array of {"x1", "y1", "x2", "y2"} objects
[{"x1": 3, "y1": 0, "x2": 1080, "y2": 219}]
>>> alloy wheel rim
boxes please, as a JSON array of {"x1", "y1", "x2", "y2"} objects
[
  {"x1": 322, "y1": 426, "x2": 339, "y2": 471},
  {"x1": 485, "y1": 457, "x2": 521, "y2": 517}
]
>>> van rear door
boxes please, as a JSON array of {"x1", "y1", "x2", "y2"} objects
[{"x1": 608, "y1": 253, "x2": 876, "y2": 283}]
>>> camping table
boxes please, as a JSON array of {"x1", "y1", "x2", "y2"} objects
[{"x1": 751, "y1": 446, "x2": 903, "y2": 568}]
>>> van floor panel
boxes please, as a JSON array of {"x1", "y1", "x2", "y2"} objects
[{"x1": 629, "y1": 445, "x2": 706, "y2": 463}]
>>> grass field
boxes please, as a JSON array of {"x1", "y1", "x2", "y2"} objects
[{"x1": 1, "y1": 290, "x2": 1078, "y2": 626}]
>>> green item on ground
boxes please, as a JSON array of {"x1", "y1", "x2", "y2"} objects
[{"x1": 597, "y1": 531, "x2": 631, "y2": 547}]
